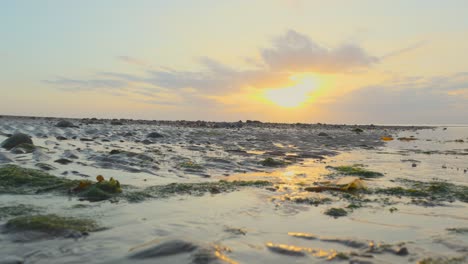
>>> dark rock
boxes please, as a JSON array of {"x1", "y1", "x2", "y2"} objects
[
  {"x1": 129, "y1": 240, "x2": 197, "y2": 259},
  {"x1": 141, "y1": 139, "x2": 154, "y2": 145},
  {"x1": 352, "y1": 128, "x2": 364, "y2": 133},
  {"x1": 0, "y1": 153, "x2": 13, "y2": 163},
  {"x1": 395, "y1": 247, "x2": 409, "y2": 256},
  {"x1": 109, "y1": 149, "x2": 122, "y2": 155},
  {"x1": 1, "y1": 133, "x2": 33, "y2": 150},
  {"x1": 318, "y1": 132, "x2": 329, "y2": 136},
  {"x1": 11, "y1": 143, "x2": 36, "y2": 154},
  {"x1": 56, "y1": 136, "x2": 67, "y2": 140},
  {"x1": 55, "y1": 120, "x2": 76, "y2": 128},
  {"x1": 191, "y1": 248, "x2": 218, "y2": 264},
  {"x1": 349, "y1": 260, "x2": 374, "y2": 264},
  {"x1": 147, "y1": 132, "x2": 164, "y2": 138},
  {"x1": 0, "y1": 256, "x2": 24, "y2": 264},
  {"x1": 63, "y1": 150, "x2": 79, "y2": 159},
  {"x1": 80, "y1": 138, "x2": 94, "y2": 142},
  {"x1": 297, "y1": 152, "x2": 325, "y2": 160},
  {"x1": 54, "y1": 158, "x2": 73, "y2": 165},
  {"x1": 35, "y1": 163, "x2": 57, "y2": 171}
]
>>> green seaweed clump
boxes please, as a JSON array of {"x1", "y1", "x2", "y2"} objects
[
  {"x1": 352, "y1": 128, "x2": 364, "y2": 133},
  {"x1": 178, "y1": 161, "x2": 204, "y2": 170},
  {"x1": 375, "y1": 179, "x2": 468, "y2": 204},
  {"x1": 0, "y1": 165, "x2": 78, "y2": 194},
  {"x1": 5, "y1": 214, "x2": 100, "y2": 235},
  {"x1": 324, "y1": 208, "x2": 348, "y2": 218},
  {"x1": 446, "y1": 227, "x2": 468, "y2": 234},
  {"x1": 74, "y1": 177, "x2": 122, "y2": 202},
  {"x1": 145, "y1": 180, "x2": 271, "y2": 198},
  {"x1": 292, "y1": 197, "x2": 332, "y2": 206},
  {"x1": 330, "y1": 164, "x2": 383, "y2": 178},
  {"x1": 0, "y1": 204, "x2": 41, "y2": 219},
  {"x1": 417, "y1": 256, "x2": 466, "y2": 264},
  {"x1": 260, "y1": 158, "x2": 288, "y2": 167},
  {"x1": 0, "y1": 165, "x2": 123, "y2": 202}
]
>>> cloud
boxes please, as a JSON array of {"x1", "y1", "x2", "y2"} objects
[
  {"x1": 260, "y1": 30, "x2": 379, "y2": 72},
  {"x1": 381, "y1": 40, "x2": 427, "y2": 59},
  {"x1": 46, "y1": 30, "x2": 377, "y2": 98},
  {"x1": 326, "y1": 72, "x2": 468, "y2": 124},
  {"x1": 117, "y1": 56, "x2": 149, "y2": 66},
  {"x1": 43, "y1": 77, "x2": 127, "y2": 91}
]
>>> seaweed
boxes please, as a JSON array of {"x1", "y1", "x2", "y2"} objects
[
  {"x1": 329, "y1": 164, "x2": 384, "y2": 178},
  {"x1": 324, "y1": 208, "x2": 348, "y2": 218},
  {"x1": 0, "y1": 165, "x2": 78, "y2": 194},
  {"x1": 260, "y1": 158, "x2": 288, "y2": 167},
  {"x1": 0, "y1": 204, "x2": 42, "y2": 219},
  {"x1": 0, "y1": 165, "x2": 122, "y2": 202},
  {"x1": 418, "y1": 256, "x2": 466, "y2": 264},
  {"x1": 292, "y1": 197, "x2": 332, "y2": 206},
  {"x1": 375, "y1": 179, "x2": 468, "y2": 204},
  {"x1": 144, "y1": 180, "x2": 271, "y2": 198},
  {"x1": 5, "y1": 214, "x2": 100, "y2": 235}
]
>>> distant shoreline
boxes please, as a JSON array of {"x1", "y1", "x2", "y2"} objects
[{"x1": 0, "y1": 114, "x2": 453, "y2": 128}]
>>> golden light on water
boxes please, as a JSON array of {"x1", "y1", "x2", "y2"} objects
[{"x1": 264, "y1": 74, "x2": 321, "y2": 108}]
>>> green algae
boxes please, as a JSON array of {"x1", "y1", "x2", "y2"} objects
[
  {"x1": 0, "y1": 165, "x2": 122, "y2": 201},
  {"x1": 375, "y1": 179, "x2": 468, "y2": 204},
  {"x1": 446, "y1": 227, "x2": 468, "y2": 234},
  {"x1": 75, "y1": 178, "x2": 122, "y2": 202},
  {"x1": 0, "y1": 165, "x2": 78, "y2": 194},
  {"x1": 0, "y1": 204, "x2": 42, "y2": 219},
  {"x1": 291, "y1": 197, "x2": 332, "y2": 206},
  {"x1": 178, "y1": 161, "x2": 204, "y2": 170},
  {"x1": 5, "y1": 214, "x2": 100, "y2": 235},
  {"x1": 324, "y1": 208, "x2": 348, "y2": 218},
  {"x1": 352, "y1": 128, "x2": 364, "y2": 133},
  {"x1": 123, "y1": 190, "x2": 154, "y2": 203},
  {"x1": 333, "y1": 252, "x2": 350, "y2": 260},
  {"x1": 0, "y1": 165, "x2": 272, "y2": 203},
  {"x1": 418, "y1": 256, "x2": 467, "y2": 264},
  {"x1": 329, "y1": 164, "x2": 384, "y2": 178},
  {"x1": 143, "y1": 180, "x2": 271, "y2": 199},
  {"x1": 260, "y1": 158, "x2": 288, "y2": 167}
]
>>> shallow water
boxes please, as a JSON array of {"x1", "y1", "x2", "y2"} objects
[{"x1": 0, "y1": 118, "x2": 467, "y2": 263}]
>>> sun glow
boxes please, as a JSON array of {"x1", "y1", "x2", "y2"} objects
[{"x1": 264, "y1": 74, "x2": 321, "y2": 108}]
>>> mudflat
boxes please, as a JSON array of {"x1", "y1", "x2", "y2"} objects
[{"x1": 0, "y1": 116, "x2": 466, "y2": 264}]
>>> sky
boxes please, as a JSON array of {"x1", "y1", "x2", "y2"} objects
[{"x1": 1, "y1": 0, "x2": 468, "y2": 124}]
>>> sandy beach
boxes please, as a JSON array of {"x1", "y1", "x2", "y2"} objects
[{"x1": 0, "y1": 116, "x2": 466, "y2": 263}]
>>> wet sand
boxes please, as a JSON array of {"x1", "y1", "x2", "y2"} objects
[{"x1": 0, "y1": 116, "x2": 466, "y2": 263}]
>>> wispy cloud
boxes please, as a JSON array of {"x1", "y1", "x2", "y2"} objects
[
  {"x1": 381, "y1": 40, "x2": 427, "y2": 59},
  {"x1": 260, "y1": 30, "x2": 379, "y2": 72},
  {"x1": 45, "y1": 30, "x2": 378, "y2": 102},
  {"x1": 117, "y1": 56, "x2": 149, "y2": 67},
  {"x1": 43, "y1": 77, "x2": 127, "y2": 91},
  {"x1": 327, "y1": 72, "x2": 468, "y2": 123}
]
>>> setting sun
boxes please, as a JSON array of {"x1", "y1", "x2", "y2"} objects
[{"x1": 264, "y1": 74, "x2": 320, "y2": 108}]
